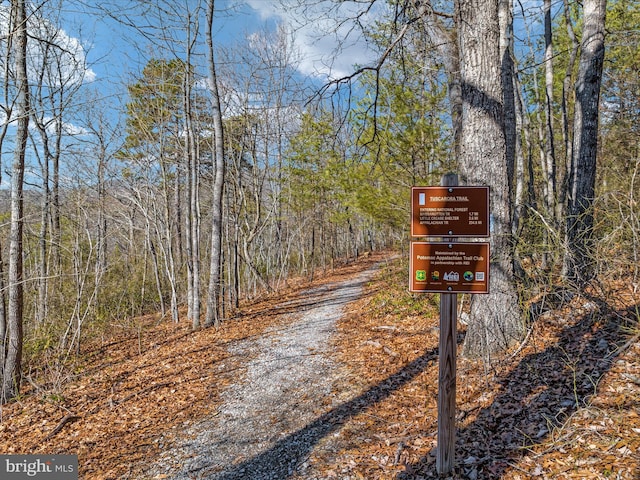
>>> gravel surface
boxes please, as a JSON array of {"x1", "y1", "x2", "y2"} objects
[{"x1": 148, "y1": 266, "x2": 378, "y2": 479}]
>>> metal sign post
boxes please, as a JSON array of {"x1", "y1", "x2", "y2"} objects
[{"x1": 409, "y1": 173, "x2": 490, "y2": 476}]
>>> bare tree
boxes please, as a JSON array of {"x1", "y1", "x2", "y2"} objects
[
  {"x1": 204, "y1": 0, "x2": 226, "y2": 327},
  {"x1": 0, "y1": 4, "x2": 13, "y2": 393},
  {"x1": 181, "y1": 10, "x2": 202, "y2": 329},
  {"x1": 28, "y1": 3, "x2": 86, "y2": 326},
  {"x1": 543, "y1": 0, "x2": 558, "y2": 226},
  {"x1": 560, "y1": 0, "x2": 580, "y2": 217},
  {"x1": 218, "y1": 24, "x2": 306, "y2": 304},
  {"x1": 65, "y1": 90, "x2": 124, "y2": 352},
  {"x1": 2, "y1": 0, "x2": 30, "y2": 404},
  {"x1": 563, "y1": 0, "x2": 607, "y2": 284}
]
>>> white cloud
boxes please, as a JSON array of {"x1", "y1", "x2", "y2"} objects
[
  {"x1": 0, "y1": 5, "x2": 95, "y2": 142},
  {"x1": 245, "y1": 0, "x2": 283, "y2": 20},
  {"x1": 0, "y1": 5, "x2": 96, "y2": 88},
  {"x1": 243, "y1": 0, "x2": 382, "y2": 80}
]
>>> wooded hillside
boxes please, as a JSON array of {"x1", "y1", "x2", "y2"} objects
[
  {"x1": 0, "y1": 0, "x2": 638, "y2": 432},
  {"x1": 0, "y1": 253, "x2": 637, "y2": 478}
]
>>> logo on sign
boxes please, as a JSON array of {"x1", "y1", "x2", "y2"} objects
[
  {"x1": 443, "y1": 271, "x2": 459, "y2": 281},
  {"x1": 416, "y1": 270, "x2": 426, "y2": 281},
  {"x1": 431, "y1": 270, "x2": 440, "y2": 281},
  {"x1": 463, "y1": 271, "x2": 474, "y2": 282}
]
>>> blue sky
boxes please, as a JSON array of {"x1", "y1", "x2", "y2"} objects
[
  {"x1": 0, "y1": 0, "x2": 383, "y2": 186},
  {"x1": 3, "y1": 0, "x2": 550, "y2": 133},
  {"x1": 1, "y1": 0, "x2": 548, "y2": 188},
  {"x1": 60, "y1": 0, "x2": 545, "y2": 108},
  {"x1": 61, "y1": 0, "x2": 382, "y2": 101}
]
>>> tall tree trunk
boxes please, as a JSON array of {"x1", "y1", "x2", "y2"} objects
[
  {"x1": 3, "y1": 0, "x2": 29, "y2": 404},
  {"x1": 188, "y1": 114, "x2": 201, "y2": 329},
  {"x1": 33, "y1": 120, "x2": 51, "y2": 327},
  {"x1": 182, "y1": 22, "x2": 201, "y2": 329},
  {"x1": 500, "y1": 0, "x2": 516, "y2": 192},
  {"x1": 539, "y1": 0, "x2": 559, "y2": 271},
  {"x1": 160, "y1": 161, "x2": 180, "y2": 323},
  {"x1": 204, "y1": 0, "x2": 226, "y2": 327},
  {"x1": 456, "y1": 0, "x2": 523, "y2": 361},
  {"x1": 96, "y1": 136, "x2": 108, "y2": 281},
  {"x1": 501, "y1": 0, "x2": 527, "y2": 278},
  {"x1": 563, "y1": 0, "x2": 607, "y2": 285},
  {"x1": 0, "y1": 249, "x2": 7, "y2": 386},
  {"x1": 52, "y1": 123, "x2": 61, "y2": 274},
  {"x1": 0, "y1": 30, "x2": 10, "y2": 390},
  {"x1": 543, "y1": 0, "x2": 558, "y2": 222},
  {"x1": 560, "y1": 0, "x2": 580, "y2": 221},
  {"x1": 513, "y1": 70, "x2": 530, "y2": 233}
]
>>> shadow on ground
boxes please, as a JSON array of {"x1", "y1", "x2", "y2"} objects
[
  {"x1": 204, "y1": 346, "x2": 441, "y2": 479},
  {"x1": 397, "y1": 296, "x2": 638, "y2": 479},
  {"x1": 191, "y1": 289, "x2": 636, "y2": 480}
]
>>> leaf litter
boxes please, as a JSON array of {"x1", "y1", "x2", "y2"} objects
[
  {"x1": 0, "y1": 252, "x2": 638, "y2": 479},
  {"x1": 302, "y1": 261, "x2": 640, "y2": 479}
]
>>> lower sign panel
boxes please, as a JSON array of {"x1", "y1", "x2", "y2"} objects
[{"x1": 410, "y1": 242, "x2": 490, "y2": 294}]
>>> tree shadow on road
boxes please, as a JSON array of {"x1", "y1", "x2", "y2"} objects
[
  {"x1": 184, "y1": 288, "x2": 636, "y2": 480},
  {"x1": 203, "y1": 344, "x2": 443, "y2": 480}
]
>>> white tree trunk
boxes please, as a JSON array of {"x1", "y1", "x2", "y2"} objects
[{"x1": 205, "y1": 0, "x2": 226, "y2": 327}]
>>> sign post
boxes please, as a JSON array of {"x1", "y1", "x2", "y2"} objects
[{"x1": 410, "y1": 173, "x2": 490, "y2": 476}]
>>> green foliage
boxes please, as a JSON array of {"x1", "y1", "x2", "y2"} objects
[
  {"x1": 118, "y1": 57, "x2": 196, "y2": 177},
  {"x1": 281, "y1": 11, "x2": 454, "y2": 270},
  {"x1": 285, "y1": 111, "x2": 342, "y2": 210},
  {"x1": 282, "y1": 110, "x2": 358, "y2": 268},
  {"x1": 592, "y1": 0, "x2": 640, "y2": 281},
  {"x1": 346, "y1": 66, "x2": 450, "y2": 231},
  {"x1": 124, "y1": 59, "x2": 187, "y2": 146},
  {"x1": 600, "y1": 0, "x2": 640, "y2": 183}
]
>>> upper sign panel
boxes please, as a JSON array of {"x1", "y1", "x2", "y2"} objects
[{"x1": 411, "y1": 186, "x2": 490, "y2": 237}]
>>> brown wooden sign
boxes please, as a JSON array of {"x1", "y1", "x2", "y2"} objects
[
  {"x1": 410, "y1": 242, "x2": 490, "y2": 294},
  {"x1": 411, "y1": 186, "x2": 489, "y2": 237}
]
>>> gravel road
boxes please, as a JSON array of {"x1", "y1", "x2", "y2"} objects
[{"x1": 148, "y1": 266, "x2": 378, "y2": 479}]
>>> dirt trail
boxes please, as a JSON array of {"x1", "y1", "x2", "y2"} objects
[{"x1": 148, "y1": 266, "x2": 379, "y2": 479}]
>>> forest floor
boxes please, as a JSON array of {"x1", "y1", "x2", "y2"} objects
[{"x1": 0, "y1": 250, "x2": 638, "y2": 479}]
